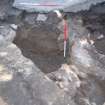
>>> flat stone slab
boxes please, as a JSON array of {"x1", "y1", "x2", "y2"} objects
[{"x1": 13, "y1": 0, "x2": 105, "y2": 12}]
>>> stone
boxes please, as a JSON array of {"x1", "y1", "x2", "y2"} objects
[
  {"x1": 24, "y1": 13, "x2": 38, "y2": 25},
  {"x1": 36, "y1": 14, "x2": 47, "y2": 22},
  {"x1": 47, "y1": 64, "x2": 81, "y2": 97},
  {"x1": 47, "y1": 11, "x2": 61, "y2": 25},
  {"x1": 0, "y1": 0, "x2": 11, "y2": 20},
  {"x1": 10, "y1": 24, "x2": 18, "y2": 30},
  {"x1": 0, "y1": 25, "x2": 16, "y2": 46},
  {"x1": 90, "y1": 3, "x2": 105, "y2": 14},
  {"x1": 7, "y1": 8, "x2": 23, "y2": 24}
]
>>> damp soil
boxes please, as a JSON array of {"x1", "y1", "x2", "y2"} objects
[{"x1": 13, "y1": 22, "x2": 65, "y2": 74}]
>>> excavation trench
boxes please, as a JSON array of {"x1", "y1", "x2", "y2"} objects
[
  {"x1": 1, "y1": 0, "x2": 105, "y2": 105},
  {"x1": 13, "y1": 22, "x2": 64, "y2": 73},
  {"x1": 13, "y1": 12, "x2": 105, "y2": 74}
]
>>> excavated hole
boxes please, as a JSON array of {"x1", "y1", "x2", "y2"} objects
[{"x1": 13, "y1": 23, "x2": 64, "y2": 73}]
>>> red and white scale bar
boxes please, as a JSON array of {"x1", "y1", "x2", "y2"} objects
[{"x1": 64, "y1": 20, "x2": 68, "y2": 58}]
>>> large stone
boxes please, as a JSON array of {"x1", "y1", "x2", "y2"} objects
[
  {"x1": 13, "y1": 0, "x2": 105, "y2": 12},
  {"x1": 7, "y1": 8, "x2": 23, "y2": 24},
  {"x1": 0, "y1": 25, "x2": 16, "y2": 46}
]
